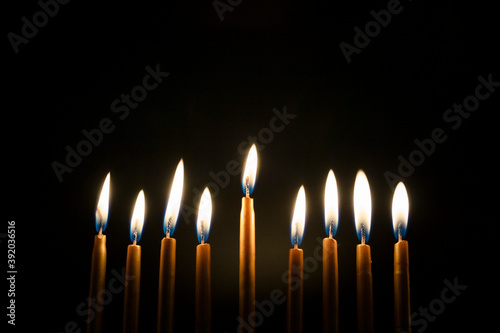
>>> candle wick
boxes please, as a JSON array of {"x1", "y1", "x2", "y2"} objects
[
  {"x1": 96, "y1": 209, "x2": 104, "y2": 231},
  {"x1": 328, "y1": 222, "x2": 333, "y2": 239},
  {"x1": 245, "y1": 179, "x2": 250, "y2": 198},
  {"x1": 166, "y1": 218, "x2": 171, "y2": 238},
  {"x1": 294, "y1": 222, "x2": 300, "y2": 248},
  {"x1": 200, "y1": 222, "x2": 205, "y2": 244},
  {"x1": 98, "y1": 226, "x2": 103, "y2": 236},
  {"x1": 398, "y1": 225, "x2": 403, "y2": 242},
  {"x1": 361, "y1": 226, "x2": 366, "y2": 245},
  {"x1": 133, "y1": 231, "x2": 138, "y2": 245}
]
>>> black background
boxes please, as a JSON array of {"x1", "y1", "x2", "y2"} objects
[{"x1": 4, "y1": 0, "x2": 498, "y2": 332}]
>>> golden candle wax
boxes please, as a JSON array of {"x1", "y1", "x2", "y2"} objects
[
  {"x1": 392, "y1": 182, "x2": 411, "y2": 333},
  {"x1": 87, "y1": 172, "x2": 110, "y2": 333},
  {"x1": 323, "y1": 170, "x2": 339, "y2": 333},
  {"x1": 239, "y1": 144, "x2": 257, "y2": 330},
  {"x1": 195, "y1": 188, "x2": 212, "y2": 333},
  {"x1": 353, "y1": 170, "x2": 374, "y2": 333},
  {"x1": 157, "y1": 159, "x2": 184, "y2": 333},
  {"x1": 123, "y1": 190, "x2": 145, "y2": 333},
  {"x1": 286, "y1": 186, "x2": 306, "y2": 333}
]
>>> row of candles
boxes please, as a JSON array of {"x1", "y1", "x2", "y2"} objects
[{"x1": 87, "y1": 144, "x2": 412, "y2": 333}]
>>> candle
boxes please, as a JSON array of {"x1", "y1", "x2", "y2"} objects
[
  {"x1": 287, "y1": 186, "x2": 306, "y2": 333},
  {"x1": 392, "y1": 182, "x2": 411, "y2": 333},
  {"x1": 195, "y1": 188, "x2": 212, "y2": 333},
  {"x1": 239, "y1": 144, "x2": 257, "y2": 330},
  {"x1": 323, "y1": 170, "x2": 339, "y2": 333},
  {"x1": 123, "y1": 190, "x2": 145, "y2": 333},
  {"x1": 157, "y1": 159, "x2": 184, "y2": 333},
  {"x1": 88, "y1": 172, "x2": 110, "y2": 333},
  {"x1": 353, "y1": 170, "x2": 374, "y2": 333}
]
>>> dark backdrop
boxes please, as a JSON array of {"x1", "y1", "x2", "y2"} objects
[{"x1": 4, "y1": 1, "x2": 498, "y2": 332}]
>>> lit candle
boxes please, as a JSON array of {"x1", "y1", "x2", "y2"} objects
[
  {"x1": 157, "y1": 159, "x2": 184, "y2": 333},
  {"x1": 123, "y1": 190, "x2": 145, "y2": 333},
  {"x1": 195, "y1": 188, "x2": 212, "y2": 333},
  {"x1": 239, "y1": 144, "x2": 257, "y2": 330},
  {"x1": 323, "y1": 170, "x2": 339, "y2": 333},
  {"x1": 353, "y1": 170, "x2": 374, "y2": 333},
  {"x1": 88, "y1": 172, "x2": 110, "y2": 333},
  {"x1": 392, "y1": 182, "x2": 411, "y2": 333},
  {"x1": 287, "y1": 186, "x2": 306, "y2": 333}
]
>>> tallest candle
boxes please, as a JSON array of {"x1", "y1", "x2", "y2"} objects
[
  {"x1": 239, "y1": 144, "x2": 257, "y2": 332},
  {"x1": 323, "y1": 170, "x2": 339, "y2": 333},
  {"x1": 88, "y1": 172, "x2": 110, "y2": 333},
  {"x1": 157, "y1": 159, "x2": 184, "y2": 333},
  {"x1": 353, "y1": 170, "x2": 374, "y2": 333}
]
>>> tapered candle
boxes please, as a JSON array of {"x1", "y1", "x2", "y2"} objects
[
  {"x1": 123, "y1": 190, "x2": 145, "y2": 333},
  {"x1": 195, "y1": 188, "x2": 212, "y2": 333},
  {"x1": 287, "y1": 186, "x2": 306, "y2": 333},
  {"x1": 158, "y1": 159, "x2": 184, "y2": 333},
  {"x1": 239, "y1": 144, "x2": 257, "y2": 331},
  {"x1": 353, "y1": 170, "x2": 374, "y2": 333},
  {"x1": 392, "y1": 182, "x2": 411, "y2": 333},
  {"x1": 323, "y1": 170, "x2": 339, "y2": 333},
  {"x1": 88, "y1": 172, "x2": 110, "y2": 333}
]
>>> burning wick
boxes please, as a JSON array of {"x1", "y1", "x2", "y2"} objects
[
  {"x1": 294, "y1": 222, "x2": 299, "y2": 249},
  {"x1": 97, "y1": 209, "x2": 104, "y2": 236},
  {"x1": 166, "y1": 217, "x2": 172, "y2": 238},
  {"x1": 200, "y1": 223, "x2": 206, "y2": 245},
  {"x1": 245, "y1": 177, "x2": 250, "y2": 197}
]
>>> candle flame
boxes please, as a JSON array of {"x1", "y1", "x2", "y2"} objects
[
  {"x1": 290, "y1": 186, "x2": 306, "y2": 247},
  {"x1": 130, "y1": 190, "x2": 145, "y2": 243},
  {"x1": 354, "y1": 170, "x2": 371, "y2": 243},
  {"x1": 242, "y1": 144, "x2": 258, "y2": 196},
  {"x1": 95, "y1": 172, "x2": 110, "y2": 233},
  {"x1": 392, "y1": 182, "x2": 409, "y2": 240},
  {"x1": 196, "y1": 188, "x2": 212, "y2": 244},
  {"x1": 164, "y1": 159, "x2": 184, "y2": 237},
  {"x1": 324, "y1": 170, "x2": 339, "y2": 238}
]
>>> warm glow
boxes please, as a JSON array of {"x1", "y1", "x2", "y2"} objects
[
  {"x1": 242, "y1": 144, "x2": 258, "y2": 196},
  {"x1": 130, "y1": 190, "x2": 145, "y2": 243},
  {"x1": 95, "y1": 172, "x2": 110, "y2": 233},
  {"x1": 290, "y1": 186, "x2": 306, "y2": 247},
  {"x1": 324, "y1": 170, "x2": 339, "y2": 238},
  {"x1": 164, "y1": 159, "x2": 184, "y2": 237},
  {"x1": 196, "y1": 188, "x2": 212, "y2": 244},
  {"x1": 354, "y1": 170, "x2": 371, "y2": 243},
  {"x1": 392, "y1": 182, "x2": 409, "y2": 240}
]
